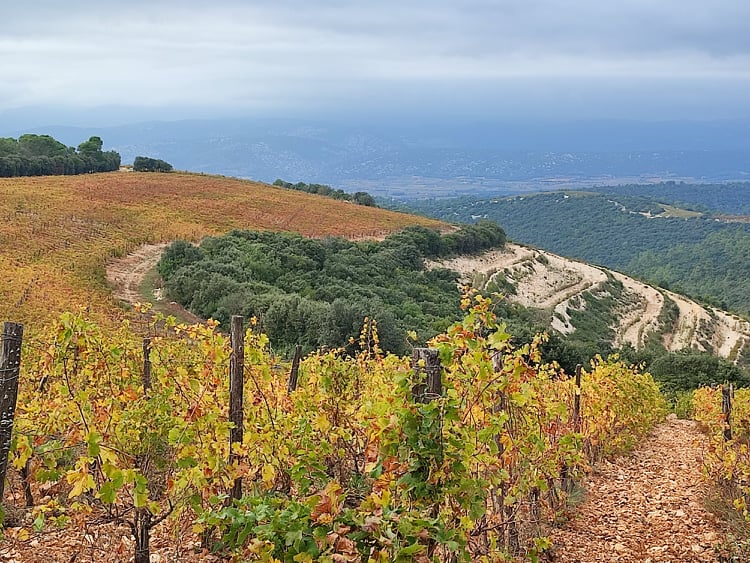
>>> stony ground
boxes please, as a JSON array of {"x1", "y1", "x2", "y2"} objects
[{"x1": 550, "y1": 415, "x2": 726, "y2": 562}]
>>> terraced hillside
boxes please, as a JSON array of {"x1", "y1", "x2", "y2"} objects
[
  {"x1": 433, "y1": 243, "x2": 750, "y2": 361},
  {"x1": 0, "y1": 172, "x2": 443, "y2": 326}
]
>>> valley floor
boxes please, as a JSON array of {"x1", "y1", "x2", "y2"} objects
[{"x1": 550, "y1": 415, "x2": 726, "y2": 562}]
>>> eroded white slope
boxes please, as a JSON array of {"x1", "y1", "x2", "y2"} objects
[{"x1": 432, "y1": 243, "x2": 750, "y2": 360}]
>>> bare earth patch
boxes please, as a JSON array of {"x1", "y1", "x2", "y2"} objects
[
  {"x1": 0, "y1": 512, "x2": 221, "y2": 562},
  {"x1": 550, "y1": 416, "x2": 724, "y2": 562},
  {"x1": 106, "y1": 243, "x2": 168, "y2": 305},
  {"x1": 433, "y1": 243, "x2": 750, "y2": 359},
  {"x1": 106, "y1": 242, "x2": 204, "y2": 324},
  {"x1": 611, "y1": 272, "x2": 664, "y2": 349}
]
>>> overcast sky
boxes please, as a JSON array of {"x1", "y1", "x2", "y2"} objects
[{"x1": 2, "y1": 0, "x2": 749, "y2": 126}]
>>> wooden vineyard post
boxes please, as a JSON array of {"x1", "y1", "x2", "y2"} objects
[
  {"x1": 229, "y1": 315, "x2": 244, "y2": 500},
  {"x1": 142, "y1": 337, "x2": 152, "y2": 395},
  {"x1": 722, "y1": 384, "x2": 732, "y2": 442},
  {"x1": 410, "y1": 348, "x2": 443, "y2": 557},
  {"x1": 287, "y1": 344, "x2": 302, "y2": 394},
  {"x1": 411, "y1": 348, "x2": 442, "y2": 403},
  {"x1": 0, "y1": 322, "x2": 23, "y2": 502},
  {"x1": 562, "y1": 364, "x2": 583, "y2": 496},
  {"x1": 573, "y1": 363, "x2": 582, "y2": 432}
]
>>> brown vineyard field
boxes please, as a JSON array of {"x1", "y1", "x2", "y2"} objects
[{"x1": 0, "y1": 171, "x2": 445, "y2": 326}]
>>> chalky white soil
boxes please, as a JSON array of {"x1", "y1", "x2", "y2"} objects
[{"x1": 433, "y1": 243, "x2": 750, "y2": 359}]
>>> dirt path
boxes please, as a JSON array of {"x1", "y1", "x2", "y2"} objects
[
  {"x1": 550, "y1": 416, "x2": 723, "y2": 562},
  {"x1": 106, "y1": 243, "x2": 204, "y2": 324},
  {"x1": 106, "y1": 243, "x2": 168, "y2": 304},
  {"x1": 611, "y1": 272, "x2": 664, "y2": 350}
]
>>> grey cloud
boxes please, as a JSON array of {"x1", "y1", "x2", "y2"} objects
[{"x1": 1, "y1": 0, "x2": 749, "y2": 117}]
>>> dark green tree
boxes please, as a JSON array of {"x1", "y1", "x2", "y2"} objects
[{"x1": 133, "y1": 156, "x2": 173, "y2": 172}]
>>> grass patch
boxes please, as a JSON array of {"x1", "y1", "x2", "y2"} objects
[
  {"x1": 660, "y1": 204, "x2": 703, "y2": 219},
  {"x1": 138, "y1": 263, "x2": 207, "y2": 326}
]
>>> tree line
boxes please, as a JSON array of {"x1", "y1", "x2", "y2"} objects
[
  {"x1": 0, "y1": 134, "x2": 121, "y2": 177},
  {"x1": 273, "y1": 179, "x2": 377, "y2": 207}
]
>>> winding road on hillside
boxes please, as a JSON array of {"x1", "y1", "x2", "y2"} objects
[
  {"x1": 550, "y1": 416, "x2": 725, "y2": 562},
  {"x1": 433, "y1": 243, "x2": 750, "y2": 360}
]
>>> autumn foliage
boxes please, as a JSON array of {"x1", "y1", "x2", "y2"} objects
[
  {"x1": 3, "y1": 294, "x2": 667, "y2": 561},
  {"x1": 694, "y1": 387, "x2": 750, "y2": 525}
]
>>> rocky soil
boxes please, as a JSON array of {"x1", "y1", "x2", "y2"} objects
[{"x1": 550, "y1": 416, "x2": 725, "y2": 562}]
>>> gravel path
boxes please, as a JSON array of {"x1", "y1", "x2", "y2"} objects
[
  {"x1": 550, "y1": 416, "x2": 723, "y2": 562},
  {"x1": 105, "y1": 242, "x2": 204, "y2": 324}
]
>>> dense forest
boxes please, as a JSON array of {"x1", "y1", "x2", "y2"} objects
[
  {"x1": 158, "y1": 223, "x2": 505, "y2": 355},
  {"x1": 405, "y1": 187, "x2": 750, "y2": 315},
  {"x1": 583, "y1": 181, "x2": 750, "y2": 215},
  {"x1": 273, "y1": 179, "x2": 377, "y2": 206},
  {"x1": 0, "y1": 134, "x2": 121, "y2": 177}
]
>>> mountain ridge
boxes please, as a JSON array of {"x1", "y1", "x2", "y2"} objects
[{"x1": 8, "y1": 117, "x2": 748, "y2": 196}]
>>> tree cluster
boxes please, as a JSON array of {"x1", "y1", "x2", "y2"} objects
[
  {"x1": 133, "y1": 156, "x2": 173, "y2": 172},
  {"x1": 0, "y1": 134, "x2": 121, "y2": 177},
  {"x1": 158, "y1": 222, "x2": 506, "y2": 355},
  {"x1": 273, "y1": 179, "x2": 377, "y2": 207}
]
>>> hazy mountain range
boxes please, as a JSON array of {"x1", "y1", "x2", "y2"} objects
[{"x1": 8, "y1": 117, "x2": 749, "y2": 199}]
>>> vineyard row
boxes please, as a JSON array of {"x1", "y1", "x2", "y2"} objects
[{"x1": 0, "y1": 295, "x2": 667, "y2": 562}]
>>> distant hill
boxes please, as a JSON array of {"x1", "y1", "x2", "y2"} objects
[
  {"x1": 435, "y1": 243, "x2": 750, "y2": 388},
  {"x1": 12, "y1": 118, "x2": 750, "y2": 198},
  {"x1": 406, "y1": 182, "x2": 750, "y2": 316}
]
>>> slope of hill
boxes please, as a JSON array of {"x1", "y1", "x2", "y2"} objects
[
  {"x1": 408, "y1": 185, "x2": 750, "y2": 315},
  {"x1": 583, "y1": 181, "x2": 750, "y2": 215},
  {"x1": 0, "y1": 171, "x2": 444, "y2": 326},
  {"x1": 432, "y1": 243, "x2": 750, "y2": 362}
]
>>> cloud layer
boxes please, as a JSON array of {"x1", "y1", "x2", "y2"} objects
[{"x1": 2, "y1": 0, "x2": 749, "y2": 119}]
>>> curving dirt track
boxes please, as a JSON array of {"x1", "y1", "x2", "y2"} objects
[
  {"x1": 106, "y1": 242, "x2": 204, "y2": 324},
  {"x1": 611, "y1": 272, "x2": 664, "y2": 349},
  {"x1": 106, "y1": 243, "x2": 168, "y2": 305}
]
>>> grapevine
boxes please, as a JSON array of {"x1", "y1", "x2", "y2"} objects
[{"x1": 2, "y1": 293, "x2": 667, "y2": 561}]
